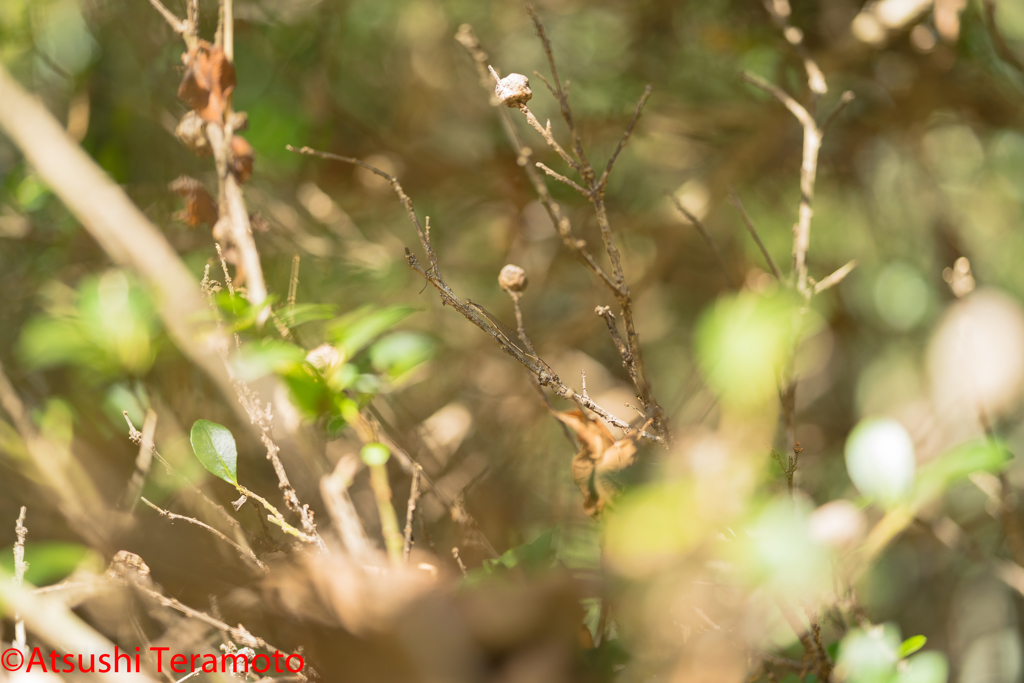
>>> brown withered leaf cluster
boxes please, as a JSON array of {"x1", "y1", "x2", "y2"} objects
[
  {"x1": 553, "y1": 410, "x2": 639, "y2": 518},
  {"x1": 177, "y1": 41, "x2": 235, "y2": 123}
]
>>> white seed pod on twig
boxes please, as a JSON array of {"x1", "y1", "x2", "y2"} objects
[
  {"x1": 498, "y1": 264, "x2": 528, "y2": 292},
  {"x1": 488, "y1": 66, "x2": 532, "y2": 107}
]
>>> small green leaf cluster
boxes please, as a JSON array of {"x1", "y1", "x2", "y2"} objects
[{"x1": 217, "y1": 292, "x2": 433, "y2": 437}]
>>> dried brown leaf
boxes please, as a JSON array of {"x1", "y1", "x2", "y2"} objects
[
  {"x1": 553, "y1": 410, "x2": 638, "y2": 518},
  {"x1": 231, "y1": 135, "x2": 254, "y2": 183},
  {"x1": 177, "y1": 41, "x2": 236, "y2": 123},
  {"x1": 169, "y1": 175, "x2": 218, "y2": 227}
]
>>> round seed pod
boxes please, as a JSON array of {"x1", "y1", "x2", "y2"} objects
[
  {"x1": 499, "y1": 264, "x2": 528, "y2": 293},
  {"x1": 489, "y1": 67, "x2": 532, "y2": 107}
]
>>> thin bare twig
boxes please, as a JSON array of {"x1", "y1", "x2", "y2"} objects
[
  {"x1": 822, "y1": 91, "x2": 856, "y2": 134},
  {"x1": 123, "y1": 411, "x2": 246, "y2": 536},
  {"x1": 728, "y1": 187, "x2": 782, "y2": 281},
  {"x1": 147, "y1": 0, "x2": 188, "y2": 36},
  {"x1": 122, "y1": 409, "x2": 158, "y2": 513},
  {"x1": 13, "y1": 506, "x2": 27, "y2": 652},
  {"x1": 287, "y1": 145, "x2": 663, "y2": 444},
  {"x1": 598, "y1": 85, "x2": 653, "y2": 190},
  {"x1": 402, "y1": 466, "x2": 422, "y2": 563},
  {"x1": 141, "y1": 497, "x2": 268, "y2": 572},
  {"x1": 451, "y1": 547, "x2": 468, "y2": 576},
  {"x1": 664, "y1": 190, "x2": 736, "y2": 287},
  {"x1": 535, "y1": 161, "x2": 589, "y2": 195},
  {"x1": 287, "y1": 254, "x2": 300, "y2": 306},
  {"x1": 518, "y1": 104, "x2": 584, "y2": 176},
  {"x1": 813, "y1": 259, "x2": 857, "y2": 294}
]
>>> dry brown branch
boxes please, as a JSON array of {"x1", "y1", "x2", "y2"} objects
[
  {"x1": 518, "y1": 104, "x2": 584, "y2": 175},
  {"x1": 526, "y1": 5, "x2": 592, "y2": 179},
  {"x1": 454, "y1": 28, "x2": 619, "y2": 296},
  {"x1": 740, "y1": 70, "x2": 819, "y2": 296},
  {"x1": 147, "y1": 0, "x2": 189, "y2": 37},
  {"x1": 501, "y1": 12, "x2": 660, "y2": 425},
  {"x1": 140, "y1": 497, "x2": 268, "y2": 572},
  {"x1": 402, "y1": 466, "x2": 422, "y2": 563},
  {"x1": 535, "y1": 161, "x2": 588, "y2": 195},
  {"x1": 206, "y1": 122, "x2": 269, "y2": 323},
  {"x1": 728, "y1": 187, "x2": 782, "y2": 281},
  {"x1": 762, "y1": 0, "x2": 827, "y2": 96},
  {"x1": 664, "y1": 190, "x2": 736, "y2": 288},
  {"x1": 598, "y1": 85, "x2": 653, "y2": 189},
  {"x1": 0, "y1": 566, "x2": 153, "y2": 683},
  {"x1": 13, "y1": 506, "x2": 27, "y2": 652},
  {"x1": 122, "y1": 409, "x2": 158, "y2": 513},
  {"x1": 287, "y1": 254, "x2": 300, "y2": 306},
  {"x1": 813, "y1": 259, "x2": 857, "y2": 294},
  {"x1": 775, "y1": 597, "x2": 832, "y2": 680},
  {"x1": 287, "y1": 145, "x2": 663, "y2": 443},
  {"x1": 130, "y1": 578, "x2": 288, "y2": 655}
]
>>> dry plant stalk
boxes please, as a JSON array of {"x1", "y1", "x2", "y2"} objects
[
  {"x1": 286, "y1": 146, "x2": 662, "y2": 444},
  {"x1": 468, "y1": 8, "x2": 665, "y2": 434},
  {"x1": 13, "y1": 506, "x2": 28, "y2": 652}
]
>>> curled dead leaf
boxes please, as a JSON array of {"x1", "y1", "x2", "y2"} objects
[
  {"x1": 174, "y1": 110, "x2": 210, "y2": 157},
  {"x1": 169, "y1": 175, "x2": 218, "y2": 227},
  {"x1": 177, "y1": 40, "x2": 236, "y2": 123},
  {"x1": 231, "y1": 135, "x2": 254, "y2": 183},
  {"x1": 553, "y1": 410, "x2": 639, "y2": 518}
]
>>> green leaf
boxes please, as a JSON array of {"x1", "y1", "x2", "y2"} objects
[
  {"x1": 370, "y1": 331, "x2": 435, "y2": 381},
  {"x1": 900, "y1": 635, "x2": 927, "y2": 659},
  {"x1": 0, "y1": 542, "x2": 97, "y2": 586},
  {"x1": 361, "y1": 442, "x2": 390, "y2": 466},
  {"x1": 190, "y1": 419, "x2": 238, "y2": 485},
  {"x1": 215, "y1": 292, "x2": 277, "y2": 332},
  {"x1": 282, "y1": 363, "x2": 330, "y2": 415},
  {"x1": 897, "y1": 652, "x2": 948, "y2": 683},
  {"x1": 276, "y1": 303, "x2": 337, "y2": 328},
  {"x1": 231, "y1": 339, "x2": 305, "y2": 381},
  {"x1": 912, "y1": 439, "x2": 1011, "y2": 508},
  {"x1": 328, "y1": 305, "x2": 419, "y2": 356}
]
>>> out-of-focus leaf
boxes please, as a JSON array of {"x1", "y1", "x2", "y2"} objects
[
  {"x1": 897, "y1": 652, "x2": 948, "y2": 683},
  {"x1": 231, "y1": 339, "x2": 305, "y2": 381},
  {"x1": 912, "y1": 439, "x2": 1010, "y2": 507},
  {"x1": 369, "y1": 331, "x2": 434, "y2": 381},
  {"x1": 465, "y1": 529, "x2": 558, "y2": 585},
  {"x1": 328, "y1": 304, "x2": 418, "y2": 356},
  {"x1": 276, "y1": 303, "x2": 338, "y2": 329},
  {"x1": 189, "y1": 419, "x2": 238, "y2": 485},
  {"x1": 604, "y1": 480, "x2": 700, "y2": 578},
  {"x1": 360, "y1": 442, "x2": 390, "y2": 466},
  {"x1": 282, "y1": 363, "x2": 330, "y2": 416},
  {"x1": 900, "y1": 635, "x2": 927, "y2": 659},
  {"x1": 0, "y1": 542, "x2": 98, "y2": 586},
  {"x1": 19, "y1": 270, "x2": 157, "y2": 377},
  {"x1": 215, "y1": 291, "x2": 277, "y2": 331},
  {"x1": 836, "y1": 624, "x2": 901, "y2": 683},
  {"x1": 695, "y1": 290, "x2": 815, "y2": 411},
  {"x1": 845, "y1": 418, "x2": 916, "y2": 506}
]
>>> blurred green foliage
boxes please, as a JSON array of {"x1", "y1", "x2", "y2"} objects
[{"x1": 3, "y1": 0, "x2": 1024, "y2": 681}]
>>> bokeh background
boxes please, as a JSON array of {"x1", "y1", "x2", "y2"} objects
[{"x1": 3, "y1": 0, "x2": 1024, "y2": 681}]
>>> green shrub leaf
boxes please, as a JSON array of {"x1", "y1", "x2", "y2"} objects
[
  {"x1": 899, "y1": 635, "x2": 927, "y2": 658},
  {"x1": 190, "y1": 419, "x2": 238, "y2": 485}
]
